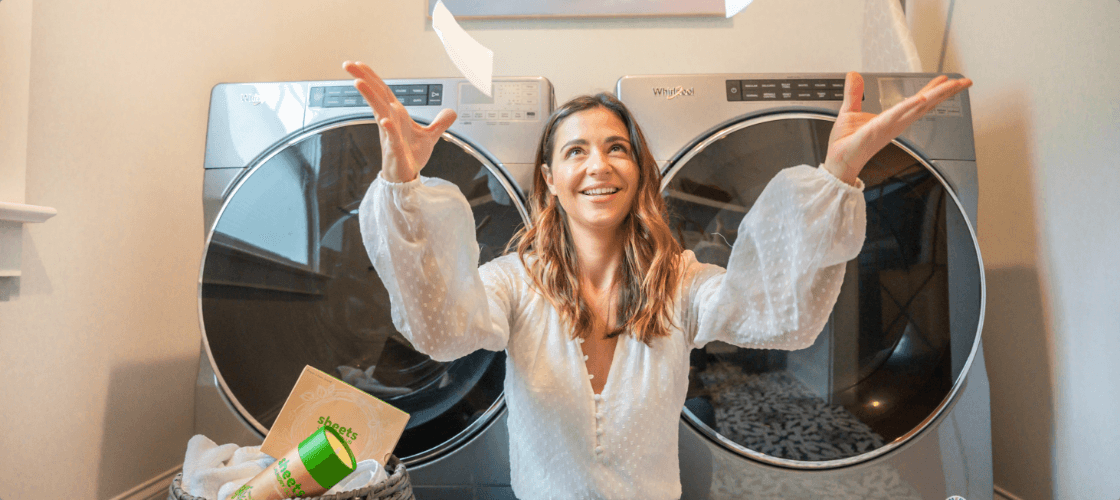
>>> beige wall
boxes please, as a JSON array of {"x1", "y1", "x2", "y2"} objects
[
  {"x1": 9, "y1": 1, "x2": 1117, "y2": 499},
  {"x1": 0, "y1": 1, "x2": 862, "y2": 497},
  {"x1": 909, "y1": 0, "x2": 1120, "y2": 499},
  {"x1": 1, "y1": 0, "x2": 33, "y2": 204}
]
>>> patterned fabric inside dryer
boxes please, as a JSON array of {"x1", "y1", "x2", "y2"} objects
[{"x1": 667, "y1": 116, "x2": 982, "y2": 465}]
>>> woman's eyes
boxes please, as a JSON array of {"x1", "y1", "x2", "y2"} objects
[{"x1": 565, "y1": 144, "x2": 629, "y2": 158}]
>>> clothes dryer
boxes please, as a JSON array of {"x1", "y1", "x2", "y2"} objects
[
  {"x1": 196, "y1": 77, "x2": 553, "y2": 499},
  {"x1": 618, "y1": 74, "x2": 991, "y2": 500}
]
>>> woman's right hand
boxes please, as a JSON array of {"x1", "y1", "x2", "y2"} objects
[{"x1": 344, "y1": 61, "x2": 457, "y2": 183}]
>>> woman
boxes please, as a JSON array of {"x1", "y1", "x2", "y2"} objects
[{"x1": 347, "y1": 60, "x2": 970, "y2": 499}]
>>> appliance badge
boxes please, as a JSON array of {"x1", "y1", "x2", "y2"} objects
[
  {"x1": 652, "y1": 85, "x2": 695, "y2": 100},
  {"x1": 240, "y1": 93, "x2": 263, "y2": 106}
]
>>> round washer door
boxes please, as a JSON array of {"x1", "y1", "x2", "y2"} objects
[
  {"x1": 666, "y1": 113, "x2": 984, "y2": 468},
  {"x1": 199, "y1": 118, "x2": 528, "y2": 466}
]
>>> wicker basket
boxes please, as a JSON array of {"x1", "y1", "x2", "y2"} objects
[{"x1": 169, "y1": 455, "x2": 414, "y2": 500}]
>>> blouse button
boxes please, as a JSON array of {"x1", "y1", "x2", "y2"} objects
[
  {"x1": 596, "y1": 428, "x2": 604, "y2": 436},
  {"x1": 577, "y1": 338, "x2": 585, "y2": 344},
  {"x1": 595, "y1": 412, "x2": 605, "y2": 419},
  {"x1": 588, "y1": 374, "x2": 594, "y2": 380},
  {"x1": 584, "y1": 355, "x2": 589, "y2": 361},
  {"x1": 593, "y1": 394, "x2": 602, "y2": 402},
  {"x1": 594, "y1": 446, "x2": 604, "y2": 454}
]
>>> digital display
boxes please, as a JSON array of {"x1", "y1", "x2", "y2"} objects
[{"x1": 459, "y1": 83, "x2": 495, "y2": 105}]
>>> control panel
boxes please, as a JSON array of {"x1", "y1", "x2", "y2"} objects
[
  {"x1": 725, "y1": 79, "x2": 854, "y2": 102},
  {"x1": 310, "y1": 84, "x2": 443, "y2": 108},
  {"x1": 456, "y1": 82, "x2": 541, "y2": 122}
]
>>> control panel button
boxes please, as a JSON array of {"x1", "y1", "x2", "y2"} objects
[
  {"x1": 730, "y1": 78, "x2": 851, "y2": 102},
  {"x1": 405, "y1": 95, "x2": 427, "y2": 106},
  {"x1": 310, "y1": 87, "x2": 324, "y2": 107},
  {"x1": 725, "y1": 80, "x2": 741, "y2": 101}
]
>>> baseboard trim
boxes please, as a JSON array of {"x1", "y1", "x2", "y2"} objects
[
  {"x1": 110, "y1": 465, "x2": 181, "y2": 500},
  {"x1": 994, "y1": 483, "x2": 1025, "y2": 500}
]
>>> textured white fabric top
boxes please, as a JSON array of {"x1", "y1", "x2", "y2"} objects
[{"x1": 358, "y1": 164, "x2": 866, "y2": 500}]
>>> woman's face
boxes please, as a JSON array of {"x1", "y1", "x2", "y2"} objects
[{"x1": 542, "y1": 106, "x2": 641, "y2": 236}]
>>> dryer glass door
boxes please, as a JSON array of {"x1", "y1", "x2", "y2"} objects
[
  {"x1": 665, "y1": 115, "x2": 983, "y2": 468},
  {"x1": 199, "y1": 120, "x2": 527, "y2": 465}
]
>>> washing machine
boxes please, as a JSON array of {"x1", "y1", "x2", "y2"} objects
[
  {"x1": 195, "y1": 76, "x2": 553, "y2": 500},
  {"x1": 618, "y1": 74, "x2": 991, "y2": 500}
]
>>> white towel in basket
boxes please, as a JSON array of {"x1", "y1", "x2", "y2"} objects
[{"x1": 183, "y1": 434, "x2": 388, "y2": 500}]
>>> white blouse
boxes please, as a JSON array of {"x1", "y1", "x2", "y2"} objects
[{"x1": 358, "y1": 164, "x2": 866, "y2": 500}]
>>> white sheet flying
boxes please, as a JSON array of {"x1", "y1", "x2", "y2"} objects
[
  {"x1": 432, "y1": 0, "x2": 494, "y2": 97},
  {"x1": 726, "y1": 0, "x2": 754, "y2": 18}
]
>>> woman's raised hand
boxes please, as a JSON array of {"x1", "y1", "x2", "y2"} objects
[
  {"x1": 823, "y1": 72, "x2": 972, "y2": 186},
  {"x1": 344, "y1": 61, "x2": 457, "y2": 183}
]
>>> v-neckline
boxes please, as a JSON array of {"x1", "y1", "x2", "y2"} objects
[{"x1": 579, "y1": 334, "x2": 624, "y2": 397}]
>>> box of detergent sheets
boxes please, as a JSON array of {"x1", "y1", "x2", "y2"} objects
[{"x1": 261, "y1": 365, "x2": 410, "y2": 466}]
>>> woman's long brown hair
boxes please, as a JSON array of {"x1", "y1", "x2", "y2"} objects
[{"x1": 510, "y1": 93, "x2": 682, "y2": 345}]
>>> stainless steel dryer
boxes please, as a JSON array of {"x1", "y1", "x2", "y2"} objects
[
  {"x1": 196, "y1": 77, "x2": 553, "y2": 499},
  {"x1": 619, "y1": 74, "x2": 991, "y2": 500}
]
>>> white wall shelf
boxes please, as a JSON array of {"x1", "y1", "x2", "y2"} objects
[
  {"x1": 0, "y1": 201, "x2": 57, "y2": 223},
  {"x1": 1, "y1": 201, "x2": 56, "y2": 281}
]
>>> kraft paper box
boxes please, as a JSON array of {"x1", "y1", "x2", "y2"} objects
[{"x1": 261, "y1": 365, "x2": 409, "y2": 466}]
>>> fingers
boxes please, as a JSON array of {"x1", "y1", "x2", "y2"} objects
[
  {"x1": 917, "y1": 75, "x2": 949, "y2": 97},
  {"x1": 343, "y1": 61, "x2": 397, "y2": 118},
  {"x1": 344, "y1": 61, "x2": 394, "y2": 102},
  {"x1": 874, "y1": 89, "x2": 927, "y2": 133},
  {"x1": 922, "y1": 77, "x2": 972, "y2": 108},
  {"x1": 871, "y1": 75, "x2": 973, "y2": 140},
  {"x1": 839, "y1": 71, "x2": 864, "y2": 114},
  {"x1": 353, "y1": 79, "x2": 393, "y2": 119}
]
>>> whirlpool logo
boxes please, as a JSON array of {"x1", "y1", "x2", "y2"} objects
[
  {"x1": 240, "y1": 93, "x2": 263, "y2": 106},
  {"x1": 651, "y1": 85, "x2": 695, "y2": 100}
]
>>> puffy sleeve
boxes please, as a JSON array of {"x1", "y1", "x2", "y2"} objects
[
  {"x1": 685, "y1": 165, "x2": 866, "y2": 351},
  {"x1": 358, "y1": 174, "x2": 513, "y2": 362}
]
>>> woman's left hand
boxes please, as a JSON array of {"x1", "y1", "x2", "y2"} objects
[{"x1": 823, "y1": 72, "x2": 972, "y2": 186}]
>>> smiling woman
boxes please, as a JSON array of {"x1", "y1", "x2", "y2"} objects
[
  {"x1": 346, "y1": 60, "x2": 970, "y2": 500},
  {"x1": 522, "y1": 94, "x2": 682, "y2": 355}
]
